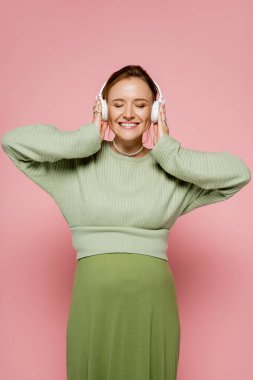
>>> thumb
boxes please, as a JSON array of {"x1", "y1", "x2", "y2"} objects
[
  {"x1": 102, "y1": 120, "x2": 109, "y2": 130},
  {"x1": 101, "y1": 121, "x2": 109, "y2": 140},
  {"x1": 153, "y1": 123, "x2": 158, "y2": 145}
]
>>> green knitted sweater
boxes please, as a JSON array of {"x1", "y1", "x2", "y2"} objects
[{"x1": 1, "y1": 122, "x2": 251, "y2": 261}]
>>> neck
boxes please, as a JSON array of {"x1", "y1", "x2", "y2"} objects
[{"x1": 113, "y1": 138, "x2": 143, "y2": 154}]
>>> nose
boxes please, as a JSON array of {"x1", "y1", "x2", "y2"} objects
[{"x1": 122, "y1": 105, "x2": 135, "y2": 119}]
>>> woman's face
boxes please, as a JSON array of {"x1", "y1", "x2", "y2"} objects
[{"x1": 107, "y1": 77, "x2": 154, "y2": 142}]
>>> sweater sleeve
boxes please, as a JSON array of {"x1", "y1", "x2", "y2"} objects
[
  {"x1": 150, "y1": 133, "x2": 251, "y2": 216},
  {"x1": 1, "y1": 122, "x2": 101, "y2": 194}
]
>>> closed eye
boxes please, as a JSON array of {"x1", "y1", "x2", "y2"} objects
[{"x1": 114, "y1": 105, "x2": 145, "y2": 108}]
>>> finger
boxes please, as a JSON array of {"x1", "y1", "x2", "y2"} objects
[
  {"x1": 162, "y1": 102, "x2": 167, "y2": 121},
  {"x1": 153, "y1": 123, "x2": 158, "y2": 144},
  {"x1": 92, "y1": 99, "x2": 98, "y2": 118},
  {"x1": 93, "y1": 103, "x2": 101, "y2": 124},
  {"x1": 93, "y1": 97, "x2": 99, "y2": 108},
  {"x1": 159, "y1": 102, "x2": 168, "y2": 134},
  {"x1": 102, "y1": 121, "x2": 108, "y2": 130},
  {"x1": 153, "y1": 123, "x2": 157, "y2": 137},
  {"x1": 95, "y1": 99, "x2": 102, "y2": 118},
  {"x1": 93, "y1": 97, "x2": 100, "y2": 108},
  {"x1": 101, "y1": 121, "x2": 109, "y2": 140},
  {"x1": 157, "y1": 103, "x2": 162, "y2": 127},
  {"x1": 162, "y1": 104, "x2": 169, "y2": 133}
]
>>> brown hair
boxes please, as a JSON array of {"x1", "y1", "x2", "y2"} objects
[{"x1": 101, "y1": 65, "x2": 158, "y2": 103}]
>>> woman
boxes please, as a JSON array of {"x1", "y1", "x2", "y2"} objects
[{"x1": 2, "y1": 65, "x2": 251, "y2": 380}]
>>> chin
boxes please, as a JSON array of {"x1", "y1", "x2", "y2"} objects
[{"x1": 115, "y1": 133, "x2": 139, "y2": 141}]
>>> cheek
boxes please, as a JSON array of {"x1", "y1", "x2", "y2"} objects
[
  {"x1": 108, "y1": 107, "x2": 121, "y2": 118},
  {"x1": 140, "y1": 107, "x2": 152, "y2": 119}
]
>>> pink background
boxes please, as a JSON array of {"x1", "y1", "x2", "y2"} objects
[{"x1": 1, "y1": 0, "x2": 252, "y2": 379}]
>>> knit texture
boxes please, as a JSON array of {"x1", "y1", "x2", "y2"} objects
[{"x1": 2, "y1": 122, "x2": 251, "y2": 261}]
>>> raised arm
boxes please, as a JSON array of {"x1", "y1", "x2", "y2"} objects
[
  {"x1": 1, "y1": 122, "x2": 101, "y2": 162},
  {"x1": 150, "y1": 134, "x2": 251, "y2": 215},
  {"x1": 1, "y1": 122, "x2": 101, "y2": 193}
]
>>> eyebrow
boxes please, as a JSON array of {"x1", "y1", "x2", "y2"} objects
[{"x1": 111, "y1": 98, "x2": 149, "y2": 102}]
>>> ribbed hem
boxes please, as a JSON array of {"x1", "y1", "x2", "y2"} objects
[{"x1": 70, "y1": 226, "x2": 170, "y2": 261}]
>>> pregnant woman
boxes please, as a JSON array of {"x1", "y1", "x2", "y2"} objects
[{"x1": 2, "y1": 64, "x2": 251, "y2": 380}]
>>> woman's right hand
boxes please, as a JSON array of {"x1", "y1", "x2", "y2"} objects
[{"x1": 92, "y1": 96, "x2": 109, "y2": 141}]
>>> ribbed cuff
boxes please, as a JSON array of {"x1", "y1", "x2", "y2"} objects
[
  {"x1": 79, "y1": 121, "x2": 102, "y2": 156},
  {"x1": 150, "y1": 133, "x2": 180, "y2": 165}
]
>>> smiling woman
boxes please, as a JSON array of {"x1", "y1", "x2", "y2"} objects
[{"x1": 1, "y1": 64, "x2": 251, "y2": 380}]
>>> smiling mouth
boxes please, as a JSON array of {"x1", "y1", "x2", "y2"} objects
[{"x1": 118, "y1": 122, "x2": 140, "y2": 129}]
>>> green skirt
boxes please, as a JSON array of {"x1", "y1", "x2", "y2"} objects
[{"x1": 66, "y1": 253, "x2": 180, "y2": 380}]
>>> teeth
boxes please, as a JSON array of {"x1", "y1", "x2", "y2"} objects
[{"x1": 120, "y1": 123, "x2": 139, "y2": 127}]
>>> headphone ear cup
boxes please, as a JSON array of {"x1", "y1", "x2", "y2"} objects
[
  {"x1": 151, "y1": 101, "x2": 159, "y2": 124},
  {"x1": 101, "y1": 98, "x2": 108, "y2": 121}
]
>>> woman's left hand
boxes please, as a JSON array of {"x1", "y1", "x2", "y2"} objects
[{"x1": 153, "y1": 101, "x2": 170, "y2": 146}]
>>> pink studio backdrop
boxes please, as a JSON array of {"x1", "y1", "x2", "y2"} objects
[{"x1": 1, "y1": 1, "x2": 252, "y2": 379}]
